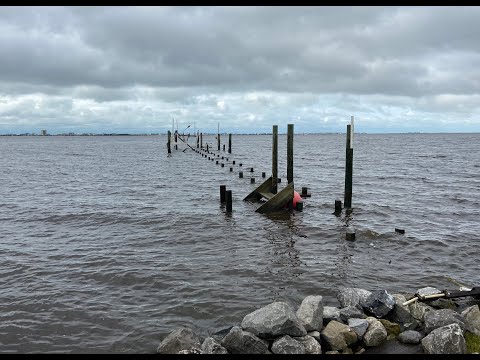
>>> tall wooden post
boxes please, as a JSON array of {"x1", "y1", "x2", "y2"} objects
[
  {"x1": 228, "y1": 133, "x2": 232, "y2": 153},
  {"x1": 196, "y1": 131, "x2": 199, "y2": 148},
  {"x1": 167, "y1": 130, "x2": 171, "y2": 154},
  {"x1": 287, "y1": 124, "x2": 294, "y2": 184},
  {"x1": 344, "y1": 116, "x2": 354, "y2": 208},
  {"x1": 217, "y1": 123, "x2": 220, "y2": 151},
  {"x1": 220, "y1": 185, "x2": 226, "y2": 203},
  {"x1": 226, "y1": 190, "x2": 232, "y2": 213},
  {"x1": 272, "y1": 125, "x2": 278, "y2": 194},
  {"x1": 200, "y1": 133, "x2": 203, "y2": 148}
]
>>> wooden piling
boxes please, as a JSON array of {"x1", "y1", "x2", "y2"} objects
[
  {"x1": 207, "y1": 144, "x2": 209, "y2": 152},
  {"x1": 251, "y1": 177, "x2": 255, "y2": 183},
  {"x1": 200, "y1": 133, "x2": 203, "y2": 148},
  {"x1": 233, "y1": 160, "x2": 235, "y2": 165},
  {"x1": 346, "y1": 226, "x2": 355, "y2": 241},
  {"x1": 221, "y1": 163, "x2": 225, "y2": 167},
  {"x1": 250, "y1": 167, "x2": 254, "y2": 172},
  {"x1": 262, "y1": 172, "x2": 266, "y2": 178},
  {"x1": 223, "y1": 144, "x2": 225, "y2": 151},
  {"x1": 272, "y1": 125, "x2": 278, "y2": 194},
  {"x1": 228, "y1": 133, "x2": 232, "y2": 153},
  {"x1": 296, "y1": 201, "x2": 303, "y2": 212},
  {"x1": 239, "y1": 171, "x2": 243, "y2": 178},
  {"x1": 344, "y1": 117, "x2": 354, "y2": 209},
  {"x1": 334, "y1": 199, "x2": 342, "y2": 215},
  {"x1": 226, "y1": 190, "x2": 232, "y2": 213},
  {"x1": 196, "y1": 131, "x2": 199, "y2": 148},
  {"x1": 230, "y1": 167, "x2": 233, "y2": 172},
  {"x1": 217, "y1": 133, "x2": 220, "y2": 151},
  {"x1": 220, "y1": 185, "x2": 226, "y2": 203},
  {"x1": 287, "y1": 123, "x2": 294, "y2": 184},
  {"x1": 167, "y1": 130, "x2": 171, "y2": 154}
]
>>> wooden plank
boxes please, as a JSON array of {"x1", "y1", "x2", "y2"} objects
[
  {"x1": 256, "y1": 181, "x2": 294, "y2": 214},
  {"x1": 258, "y1": 191, "x2": 274, "y2": 200},
  {"x1": 244, "y1": 176, "x2": 272, "y2": 201}
]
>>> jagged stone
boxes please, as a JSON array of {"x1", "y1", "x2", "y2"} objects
[
  {"x1": 296, "y1": 295, "x2": 324, "y2": 332},
  {"x1": 363, "y1": 317, "x2": 387, "y2": 347},
  {"x1": 271, "y1": 335, "x2": 305, "y2": 354},
  {"x1": 424, "y1": 309, "x2": 465, "y2": 334},
  {"x1": 337, "y1": 287, "x2": 372, "y2": 309},
  {"x1": 210, "y1": 326, "x2": 233, "y2": 343},
  {"x1": 429, "y1": 298, "x2": 457, "y2": 310},
  {"x1": 221, "y1": 326, "x2": 269, "y2": 354},
  {"x1": 379, "y1": 319, "x2": 401, "y2": 336},
  {"x1": 177, "y1": 348, "x2": 202, "y2": 354},
  {"x1": 356, "y1": 347, "x2": 366, "y2": 354},
  {"x1": 421, "y1": 323, "x2": 466, "y2": 354},
  {"x1": 462, "y1": 305, "x2": 480, "y2": 336},
  {"x1": 409, "y1": 301, "x2": 435, "y2": 322},
  {"x1": 241, "y1": 302, "x2": 307, "y2": 338},
  {"x1": 362, "y1": 290, "x2": 395, "y2": 318},
  {"x1": 416, "y1": 287, "x2": 441, "y2": 297},
  {"x1": 323, "y1": 306, "x2": 341, "y2": 324},
  {"x1": 398, "y1": 330, "x2": 423, "y2": 344},
  {"x1": 201, "y1": 337, "x2": 228, "y2": 354},
  {"x1": 294, "y1": 335, "x2": 322, "y2": 354},
  {"x1": 321, "y1": 320, "x2": 357, "y2": 351},
  {"x1": 340, "y1": 306, "x2": 366, "y2": 322},
  {"x1": 342, "y1": 347, "x2": 354, "y2": 354},
  {"x1": 390, "y1": 294, "x2": 415, "y2": 327},
  {"x1": 348, "y1": 318, "x2": 369, "y2": 340},
  {"x1": 326, "y1": 350, "x2": 340, "y2": 354},
  {"x1": 157, "y1": 327, "x2": 202, "y2": 354}
]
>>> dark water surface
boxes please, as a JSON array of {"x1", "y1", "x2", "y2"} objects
[{"x1": 0, "y1": 133, "x2": 479, "y2": 353}]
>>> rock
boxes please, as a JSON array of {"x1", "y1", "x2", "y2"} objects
[
  {"x1": 408, "y1": 301, "x2": 435, "y2": 322},
  {"x1": 307, "y1": 330, "x2": 321, "y2": 341},
  {"x1": 325, "y1": 350, "x2": 340, "y2": 354},
  {"x1": 271, "y1": 335, "x2": 305, "y2": 354},
  {"x1": 348, "y1": 318, "x2": 369, "y2": 340},
  {"x1": 363, "y1": 317, "x2": 387, "y2": 347},
  {"x1": 424, "y1": 309, "x2": 465, "y2": 334},
  {"x1": 337, "y1": 287, "x2": 372, "y2": 309},
  {"x1": 362, "y1": 290, "x2": 396, "y2": 318},
  {"x1": 296, "y1": 295, "x2": 324, "y2": 332},
  {"x1": 323, "y1": 306, "x2": 341, "y2": 324},
  {"x1": 201, "y1": 337, "x2": 228, "y2": 354},
  {"x1": 421, "y1": 323, "x2": 466, "y2": 354},
  {"x1": 157, "y1": 327, "x2": 202, "y2": 354},
  {"x1": 294, "y1": 335, "x2": 322, "y2": 354},
  {"x1": 398, "y1": 330, "x2": 423, "y2": 344},
  {"x1": 429, "y1": 298, "x2": 457, "y2": 310},
  {"x1": 464, "y1": 331, "x2": 480, "y2": 354},
  {"x1": 321, "y1": 320, "x2": 357, "y2": 351},
  {"x1": 210, "y1": 326, "x2": 233, "y2": 343},
  {"x1": 462, "y1": 305, "x2": 480, "y2": 336},
  {"x1": 241, "y1": 302, "x2": 307, "y2": 338},
  {"x1": 221, "y1": 326, "x2": 269, "y2": 354},
  {"x1": 390, "y1": 294, "x2": 415, "y2": 327},
  {"x1": 379, "y1": 319, "x2": 401, "y2": 337},
  {"x1": 356, "y1": 347, "x2": 366, "y2": 354},
  {"x1": 340, "y1": 306, "x2": 366, "y2": 322},
  {"x1": 416, "y1": 287, "x2": 441, "y2": 297},
  {"x1": 177, "y1": 348, "x2": 202, "y2": 354},
  {"x1": 342, "y1": 347, "x2": 354, "y2": 354}
]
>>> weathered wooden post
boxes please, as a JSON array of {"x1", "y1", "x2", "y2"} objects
[
  {"x1": 167, "y1": 130, "x2": 171, "y2": 154},
  {"x1": 287, "y1": 123, "x2": 294, "y2": 184},
  {"x1": 239, "y1": 171, "x2": 243, "y2": 178},
  {"x1": 217, "y1": 123, "x2": 221, "y2": 151},
  {"x1": 262, "y1": 172, "x2": 266, "y2": 178},
  {"x1": 196, "y1": 131, "x2": 199, "y2": 148},
  {"x1": 334, "y1": 199, "x2": 342, "y2": 215},
  {"x1": 250, "y1": 177, "x2": 255, "y2": 183},
  {"x1": 200, "y1": 133, "x2": 203, "y2": 148},
  {"x1": 272, "y1": 125, "x2": 278, "y2": 194},
  {"x1": 228, "y1": 133, "x2": 232, "y2": 153},
  {"x1": 220, "y1": 185, "x2": 226, "y2": 203},
  {"x1": 207, "y1": 144, "x2": 209, "y2": 152},
  {"x1": 223, "y1": 144, "x2": 226, "y2": 151},
  {"x1": 344, "y1": 116, "x2": 354, "y2": 209},
  {"x1": 226, "y1": 190, "x2": 232, "y2": 213}
]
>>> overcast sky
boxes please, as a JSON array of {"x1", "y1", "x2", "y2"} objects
[{"x1": 1, "y1": 6, "x2": 480, "y2": 134}]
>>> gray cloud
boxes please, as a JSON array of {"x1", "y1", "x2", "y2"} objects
[{"x1": 0, "y1": 6, "x2": 479, "y2": 133}]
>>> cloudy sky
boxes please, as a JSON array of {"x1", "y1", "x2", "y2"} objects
[{"x1": 1, "y1": 6, "x2": 480, "y2": 134}]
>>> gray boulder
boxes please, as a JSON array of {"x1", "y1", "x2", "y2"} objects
[
  {"x1": 421, "y1": 323, "x2": 466, "y2": 354},
  {"x1": 323, "y1": 306, "x2": 341, "y2": 324},
  {"x1": 296, "y1": 295, "x2": 324, "y2": 332},
  {"x1": 271, "y1": 335, "x2": 305, "y2": 354},
  {"x1": 461, "y1": 305, "x2": 480, "y2": 336},
  {"x1": 424, "y1": 309, "x2": 465, "y2": 334},
  {"x1": 307, "y1": 330, "x2": 321, "y2": 341},
  {"x1": 363, "y1": 317, "x2": 387, "y2": 347},
  {"x1": 362, "y1": 290, "x2": 395, "y2": 318},
  {"x1": 340, "y1": 306, "x2": 366, "y2": 322},
  {"x1": 337, "y1": 287, "x2": 372, "y2": 309},
  {"x1": 408, "y1": 301, "x2": 435, "y2": 322},
  {"x1": 157, "y1": 327, "x2": 202, "y2": 354},
  {"x1": 241, "y1": 302, "x2": 307, "y2": 338},
  {"x1": 295, "y1": 335, "x2": 322, "y2": 354},
  {"x1": 348, "y1": 318, "x2": 369, "y2": 340},
  {"x1": 201, "y1": 337, "x2": 228, "y2": 354},
  {"x1": 221, "y1": 326, "x2": 269, "y2": 354},
  {"x1": 390, "y1": 294, "x2": 415, "y2": 326},
  {"x1": 321, "y1": 320, "x2": 357, "y2": 351},
  {"x1": 398, "y1": 330, "x2": 423, "y2": 344}
]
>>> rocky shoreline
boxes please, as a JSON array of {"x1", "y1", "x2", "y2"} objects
[{"x1": 157, "y1": 287, "x2": 480, "y2": 354}]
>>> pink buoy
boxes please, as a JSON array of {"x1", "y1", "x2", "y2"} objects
[{"x1": 285, "y1": 191, "x2": 303, "y2": 209}]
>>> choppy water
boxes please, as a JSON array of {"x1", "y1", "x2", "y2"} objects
[{"x1": 0, "y1": 133, "x2": 479, "y2": 353}]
